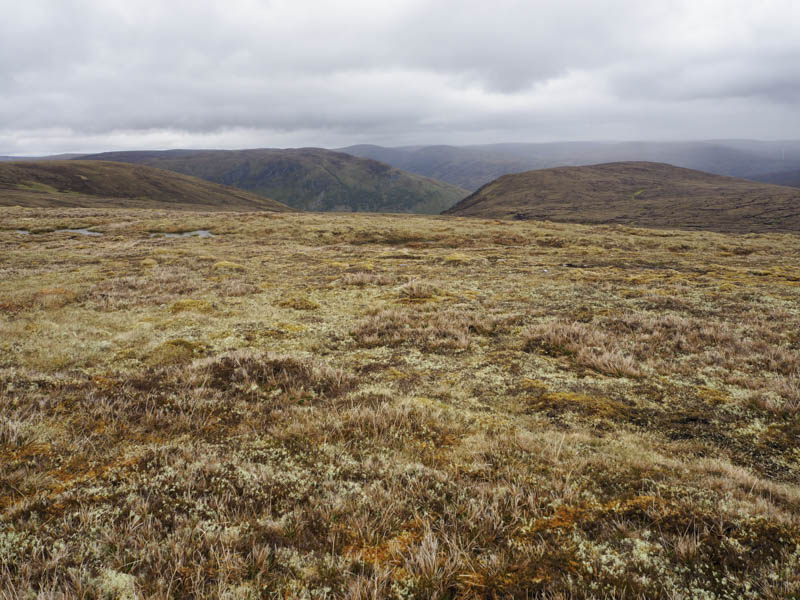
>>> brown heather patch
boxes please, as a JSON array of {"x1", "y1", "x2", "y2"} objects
[
  {"x1": 194, "y1": 350, "x2": 354, "y2": 400},
  {"x1": 352, "y1": 308, "x2": 499, "y2": 352},
  {"x1": 1, "y1": 207, "x2": 800, "y2": 598}
]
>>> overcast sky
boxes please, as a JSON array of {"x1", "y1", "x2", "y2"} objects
[{"x1": 2, "y1": 0, "x2": 799, "y2": 155}]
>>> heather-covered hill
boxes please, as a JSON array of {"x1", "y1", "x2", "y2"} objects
[
  {"x1": 444, "y1": 161, "x2": 800, "y2": 232},
  {"x1": 0, "y1": 160, "x2": 289, "y2": 211}
]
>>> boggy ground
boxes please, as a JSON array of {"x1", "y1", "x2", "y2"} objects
[{"x1": 1, "y1": 207, "x2": 799, "y2": 599}]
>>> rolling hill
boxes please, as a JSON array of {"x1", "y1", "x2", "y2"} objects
[
  {"x1": 443, "y1": 161, "x2": 800, "y2": 232},
  {"x1": 750, "y1": 168, "x2": 800, "y2": 188},
  {"x1": 79, "y1": 148, "x2": 469, "y2": 214},
  {"x1": 0, "y1": 161, "x2": 290, "y2": 211},
  {"x1": 341, "y1": 140, "x2": 800, "y2": 191}
]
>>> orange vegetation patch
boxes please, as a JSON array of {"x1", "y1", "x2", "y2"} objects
[
  {"x1": 33, "y1": 287, "x2": 78, "y2": 309},
  {"x1": 1, "y1": 447, "x2": 149, "y2": 517},
  {"x1": 0, "y1": 442, "x2": 54, "y2": 463},
  {"x1": 343, "y1": 520, "x2": 424, "y2": 566},
  {"x1": 346, "y1": 530, "x2": 421, "y2": 564},
  {"x1": 527, "y1": 495, "x2": 669, "y2": 535}
]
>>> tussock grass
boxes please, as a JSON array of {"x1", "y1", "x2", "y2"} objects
[
  {"x1": 340, "y1": 271, "x2": 400, "y2": 286},
  {"x1": 1, "y1": 206, "x2": 799, "y2": 598},
  {"x1": 352, "y1": 308, "x2": 500, "y2": 352}
]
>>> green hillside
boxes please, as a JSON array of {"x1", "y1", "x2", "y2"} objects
[
  {"x1": 444, "y1": 161, "x2": 800, "y2": 232},
  {"x1": 0, "y1": 161, "x2": 289, "y2": 211},
  {"x1": 80, "y1": 148, "x2": 469, "y2": 214}
]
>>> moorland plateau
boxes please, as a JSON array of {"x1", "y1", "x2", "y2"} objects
[{"x1": 1, "y1": 206, "x2": 799, "y2": 598}]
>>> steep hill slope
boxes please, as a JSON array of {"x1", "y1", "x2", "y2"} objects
[
  {"x1": 80, "y1": 148, "x2": 469, "y2": 214},
  {"x1": 443, "y1": 161, "x2": 800, "y2": 232},
  {"x1": 342, "y1": 141, "x2": 800, "y2": 191},
  {"x1": 0, "y1": 161, "x2": 289, "y2": 211}
]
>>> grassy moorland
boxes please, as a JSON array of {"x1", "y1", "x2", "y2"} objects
[{"x1": 1, "y1": 207, "x2": 799, "y2": 598}]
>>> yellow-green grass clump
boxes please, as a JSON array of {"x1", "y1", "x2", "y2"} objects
[
  {"x1": 277, "y1": 294, "x2": 320, "y2": 310},
  {"x1": 147, "y1": 339, "x2": 209, "y2": 365},
  {"x1": 168, "y1": 298, "x2": 215, "y2": 314}
]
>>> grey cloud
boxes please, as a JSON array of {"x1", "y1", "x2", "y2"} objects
[{"x1": 1, "y1": 0, "x2": 799, "y2": 154}]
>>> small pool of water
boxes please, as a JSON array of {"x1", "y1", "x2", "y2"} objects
[
  {"x1": 55, "y1": 228, "x2": 103, "y2": 236},
  {"x1": 150, "y1": 230, "x2": 215, "y2": 238},
  {"x1": 15, "y1": 229, "x2": 31, "y2": 235}
]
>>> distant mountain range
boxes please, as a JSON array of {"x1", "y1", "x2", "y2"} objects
[
  {"x1": 4, "y1": 140, "x2": 799, "y2": 217},
  {"x1": 444, "y1": 161, "x2": 800, "y2": 233},
  {"x1": 0, "y1": 161, "x2": 289, "y2": 211},
  {"x1": 340, "y1": 140, "x2": 800, "y2": 191},
  {"x1": 78, "y1": 148, "x2": 469, "y2": 214}
]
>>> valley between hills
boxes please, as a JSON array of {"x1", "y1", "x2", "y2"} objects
[
  {"x1": 80, "y1": 148, "x2": 469, "y2": 215},
  {"x1": 1, "y1": 203, "x2": 799, "y2": 598}
]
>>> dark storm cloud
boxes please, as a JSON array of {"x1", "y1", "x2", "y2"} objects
[{"x1": 1, "y1": 0, "x2": 799, "y2": 154}]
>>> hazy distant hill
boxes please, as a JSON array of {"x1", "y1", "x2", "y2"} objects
[
  {"x1": 750, "y1": 169, "x2": 800, "y2": 188},
  {"x1": 0, "y1": 161, "x2": 290, "y2": 211},
  {"x1": 341, "y1": 141, "x2": 800, "y2": 191},
  {"x1": 0, "y1": 153, "x2": 85, "y2": 162},
  {"x1": 80, "y1": 148, "x2": 469, "y2": 214},
  {"x1": 443, "y1": 161, "x2": 800, "y2": 232}
]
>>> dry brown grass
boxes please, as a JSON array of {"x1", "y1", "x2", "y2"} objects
[
  {"x1": 340, "y1": 271, "x2": 400, "y2": 287},
  {"x1": 352, "y1": 308, "x2": 500, "y2": 353},
  {"x1": 1, "y1": 206, "x2": 799, "y2": 598}
]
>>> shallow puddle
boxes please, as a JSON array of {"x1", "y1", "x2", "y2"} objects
[
  {"x1": 15, "y1": 229, "x2": 31, "y2": 235},
  {"x1": 150, "y1": 230, "x2": 215, "y2": 238},
  {"x1": 55, "y1": 228, "x2": 103, "y2": 236}
]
